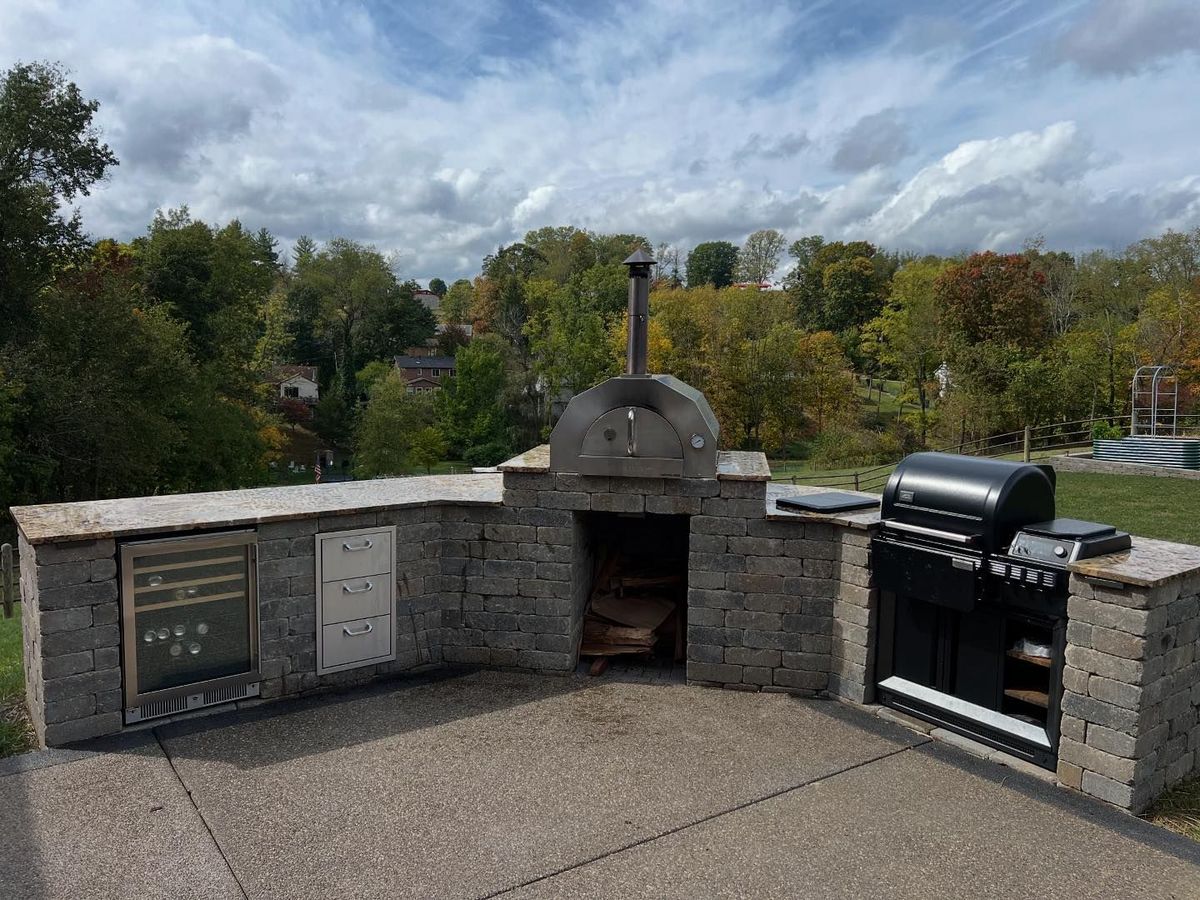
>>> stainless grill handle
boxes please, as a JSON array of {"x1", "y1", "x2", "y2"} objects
[
  {"x1": 342, "y1": 581, "x2": 373, "y2": 594},
  {"x1": 342, "y1": 621, "x2": 374, "y2": 637},
  {"x1": 882, "y1": 521, "x2": 979, "y2": 546},
  {"x1": 627, "y1": 407, "x2": 637, "y2": 457},
  {"x1": 342, "y1": 539, "x2": 374, "y2": 552}
]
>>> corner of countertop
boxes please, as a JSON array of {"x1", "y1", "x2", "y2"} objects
[
  {"x1": 497, "y1": 445, "x2": 551, "y2": 473},
  {"x1": 1068, "y1": 536, "x2": 1200, "y2": 589},
  {"x1": 716, "y1": 451, "x2": 771, "y2": 481}
]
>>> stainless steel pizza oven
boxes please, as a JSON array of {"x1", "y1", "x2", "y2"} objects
[{"x1": 549, "y1": 250, "x2": 720, "y2": 478}]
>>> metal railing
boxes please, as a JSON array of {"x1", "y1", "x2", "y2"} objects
[{"x1": 773, "y1": 415, "x2": 1161, "y2": 493}]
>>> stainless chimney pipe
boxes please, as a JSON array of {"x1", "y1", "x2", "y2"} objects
[{"x1": 623, "y1": 249, "x2": 655, "y2": 376}]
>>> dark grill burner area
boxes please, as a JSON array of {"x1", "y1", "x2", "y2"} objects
[
  {"x1": 578, "y1": 513, "x2": 689, "y2": 674},
  {"x1": 874, "y1": 453, "x2": 1130, "y2": 769}
]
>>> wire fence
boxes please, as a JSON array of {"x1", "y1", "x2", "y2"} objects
[{"x1": 771, "y1": 414, "x2": 1173, "y2": 493}]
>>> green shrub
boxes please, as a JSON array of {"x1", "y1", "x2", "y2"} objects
[
  {"x1": 810, "y1": 426, "x2": 898, "y2": 468},
  {"x1": 1092, "y1": 422, "x2": 1124, "y2": 440}
]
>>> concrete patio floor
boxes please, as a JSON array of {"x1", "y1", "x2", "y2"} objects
[{"x1": 2, "y1": 670, "x2": 1198, "y2": 900}]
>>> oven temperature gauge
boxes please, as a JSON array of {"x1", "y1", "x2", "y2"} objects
[{"x1": 689, "y1": 433, "x2": 705, "y2": 449}]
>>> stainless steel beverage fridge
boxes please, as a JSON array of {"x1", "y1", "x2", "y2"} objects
[{"x1": 120, "y1": 531, "x2": 261, "y2": 722}]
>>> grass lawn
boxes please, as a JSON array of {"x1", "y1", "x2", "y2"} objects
[
  {"x1": 1148, "y1": 778, "x2": 1200, "y2": 842},
  {"x1": 1054, "y1": 472, "x2": 1200, "y2": 546},
  {"x1": 0, "y1": 605, "x2": 33, "y2": 757}
]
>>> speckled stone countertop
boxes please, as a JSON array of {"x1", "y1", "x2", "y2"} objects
[
  {"x1": 11, "y1": 474, "x2": 504, "y2": 545},
  {"x1": 497, "y1": 445, "x2": 771, "y2": 481},
  {"x1": 1068, "y1": 537, "x2": 1200, "y2": 588},
  {"x1": 765, "y1": 483, "x2": 882, "y2": 531},
  {"x1": 497, "y1": 445, "x2": 551, "y2": 473}
]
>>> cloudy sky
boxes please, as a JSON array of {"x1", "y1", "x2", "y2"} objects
[{"x1": 4, "y1": 0, "x2": 1200, "y2": 281}]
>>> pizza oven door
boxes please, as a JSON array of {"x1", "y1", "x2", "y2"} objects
[{"x1": 577, "y1": 406, "x2": 684, "y2": 477}]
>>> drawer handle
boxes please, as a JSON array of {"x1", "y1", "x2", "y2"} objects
[
  {"x1": 342, "y1": 539, "x2": 374, "y2": 552},
  {"x1": 342, "y1": 581, "x2": 374, "y2": 594},
  {"x1": 342, "y1": 621, "x2": 374, "y2": 637}
]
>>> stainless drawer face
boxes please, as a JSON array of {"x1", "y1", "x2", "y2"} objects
[
  {"x1": 322, "y1": 615, "x2": 392, "y2": 670},
  {"x1": 319, "y1": 529, "x2": 393, "y2": 582},
  {"x1": 322, "y1": 575, "x2": 391, "y2": 624}
]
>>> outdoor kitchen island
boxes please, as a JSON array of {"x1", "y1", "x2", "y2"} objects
[{"x1": 11, "y1": 449, "x2": 1200, "y2": 816}]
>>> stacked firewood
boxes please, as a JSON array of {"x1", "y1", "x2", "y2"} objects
[{"x1": 580, "y1": 549, "x2": 685, "y2": 670}]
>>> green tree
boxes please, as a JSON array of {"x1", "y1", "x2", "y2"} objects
[
  {"x1": 436, "y1": 335, "x2": 512, "y2": 464},
  {"x1": 428, "y1": 277, "x2": 447, "y2": 297},
  {"x1": 862, "y1": 258, "x2": 948, "y2": 442},
  {"x1": 737, "y1": 229, "x2": 787, "y2": 284},
  {"x1": 292, "y1": 238, "x2": 434, "y2": 395},
  {"x1": 354, "y1": 374, "x2": 436, "y2": 477},
  {"x1": 408, "y1": 426, "x2": 447, "y2": 474},
  {"x1": 0, "y1": 61, "x2": 117, "y2": 344},
  {"x1": 439, "y1": 278, "x2": 473, "y2": 324},
  {"x1": 686, "y1": 241, "x2": 739, "y2": 288}
]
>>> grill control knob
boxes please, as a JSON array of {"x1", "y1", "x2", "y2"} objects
[{"x1": 1053, "y1": 545, "x2": 1067, "y2": 558}]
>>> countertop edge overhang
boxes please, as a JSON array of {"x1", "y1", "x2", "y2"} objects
[
  {"x1": 12, "y1": 455, "x2": 1200, "y2": 590},
  {"x1": 10, "y1": 473, "x2": 505, "y2": 546}
]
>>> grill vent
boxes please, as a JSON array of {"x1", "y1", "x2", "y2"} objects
[{"x1": 126, "y1": 681, "x2": 260, "y2": 724}]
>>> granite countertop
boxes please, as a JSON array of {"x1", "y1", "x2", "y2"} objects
[
  {"x1": 765, "y1": 483, "x2": 881, "y2": 531},
  {"x1": 11, "y1": 474, "x2": 504, "y2": 545},
  {"x1": 497, "y1": 445, "x2": 771, "y2": 482},
  {"x1": 1068, "y1": 537, "x2": 1200, "y2": 588},
  {"x1": 497, "y1": 445, "x2": 551, "y2": 473},
  {"x1": 715, "y1": 451, "x2": 771, "y2": 481}
]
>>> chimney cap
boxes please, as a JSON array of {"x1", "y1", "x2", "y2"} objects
[{"x1": 623, "y1": 248, "x2": 656, "y2": 267}]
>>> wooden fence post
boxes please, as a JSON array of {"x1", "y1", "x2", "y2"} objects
[
  {"x1": 1, "y1": 542, "x2": 13, "y2": 619},
  {"x1": 854, "y1": 472, "x2": 860, "y2": 492},
  {"x1": 1023, "y1": 425, "x2": 1032, "y2": 463}
]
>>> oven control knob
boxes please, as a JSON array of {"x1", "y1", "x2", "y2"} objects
[
  {"x1": 690, "y1": 433, "x2": 705, "y2": 450},
  {"x1": 1053, "y1": 545, "x2": 1067, "y2": 558}
]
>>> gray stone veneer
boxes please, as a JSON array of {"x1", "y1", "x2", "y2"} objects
[
  {"x1": 1057, "y1": 573, "x2": 1200, "y2": 812},
  {"x1": 14, "y1": 457, "x2": 1200, "y2": 816}
]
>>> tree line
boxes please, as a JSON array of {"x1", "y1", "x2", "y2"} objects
[{"x1": 3, "y1": 61, "x2": 1198, "y2": 540}]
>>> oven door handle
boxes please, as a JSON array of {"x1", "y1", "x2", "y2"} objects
[
  {"x1": 342, "y1": 539, "x2": 374, "y2": 552},
  {"x1": 342, "y1": 621, "x2": 374, "y2": 637},
  {"x1": 882, "y1": 521, "x2": 979, "y2": 546},
  {"x1": 627, "y1": 407, "x2": 637, "y2": 457},
  {"x1": 342, "y1": 581, "x2": 373, "y2": 594}
]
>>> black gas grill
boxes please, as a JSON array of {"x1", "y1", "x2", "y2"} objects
[{"x1": 874, "y1": 452, "x2": 1130, "y2": 769}]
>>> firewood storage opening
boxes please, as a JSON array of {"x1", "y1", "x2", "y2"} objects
[{"x1": 577, "y1": 512, "x2": 689, "y2": 675}]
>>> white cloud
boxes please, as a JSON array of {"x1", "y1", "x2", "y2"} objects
[{"x1": 1, "y1": 0, "x2": 1198, "y2": 281}]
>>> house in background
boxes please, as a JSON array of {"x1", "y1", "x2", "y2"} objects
[
  {"x1": 414, "y1": 289, "x2": 440, "y2": 313},
  {"x1": 271, "y1": 365, "x2": 320, "y2": 404},
  {"x1": 393, "y1": 354, "x2": 456, "y2": 394}
]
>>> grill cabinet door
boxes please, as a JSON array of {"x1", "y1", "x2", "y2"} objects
[{"x1": 873, "y1": 539, "x2": 979, "y2": 611}]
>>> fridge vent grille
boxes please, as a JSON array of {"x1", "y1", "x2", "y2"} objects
[{"x1": 126, "y1": 681, "x2": 259, "y2": 724}]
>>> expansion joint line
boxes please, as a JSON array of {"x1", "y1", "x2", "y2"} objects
[
  {"x1": 154, "y1": 728, "x2": 251, "y2": 900},
  {"x1": 481, "y1": 740, "x2": 928, "y2": 899}
]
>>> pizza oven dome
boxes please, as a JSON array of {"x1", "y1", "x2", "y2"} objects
[{"x1": 548, "y1": 250, "x2": 720, "y2": 478}]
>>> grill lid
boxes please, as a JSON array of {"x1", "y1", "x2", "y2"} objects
[{"x1": 881, "y1": 452, "x2": 1055, "y2": 552}]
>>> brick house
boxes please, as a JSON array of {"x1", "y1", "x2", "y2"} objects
[{"x1": 393, "y1": 354, "x2": 456, "y2": 394}]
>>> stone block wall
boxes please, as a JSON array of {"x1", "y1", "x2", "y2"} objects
[
  {"x1": 257, "y1": 508, "x2": 445, "y2": 701},
  {"x1": 436, "y1": 498, "x2": 581, "y2": 673},
  {"x1": 18, "y1": 536, "x2": 122, "y2": 746},
  {"x1": 829, "y1": 527, "x2": 878, "y2": 704},
  {"x1": 1057, "y1": 574, "x2": 1200, "y2": 812}
]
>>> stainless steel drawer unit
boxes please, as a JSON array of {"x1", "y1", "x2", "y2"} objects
[{"x1": 315, "y1": 527, "x2": 396, "y2": 674}]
